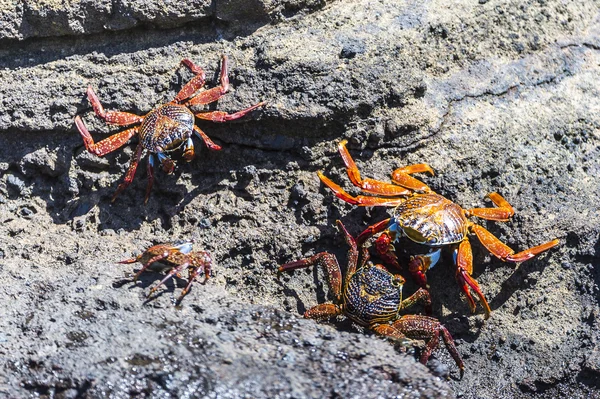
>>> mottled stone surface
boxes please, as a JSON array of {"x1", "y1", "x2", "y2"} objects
[{"x1": 0, "y1": 0, "x2": 599, "y2": 398}]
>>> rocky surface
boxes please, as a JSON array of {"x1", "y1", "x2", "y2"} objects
[{"x1": 1, "y1": 0, "x2": 599, "y2": 398}]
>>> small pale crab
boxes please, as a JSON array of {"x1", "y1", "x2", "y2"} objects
[
  {"x1": 119, "y1": 242, "x2": 212, "y2": 302},
  {"x1": 74, "y1": 55, "x2": 266, "y2": 203},
  {"x1": 279, "y1": 220, "x2": 465, "y2": 375},
  {"x1": 318, "y1": 140, "x2": 559, "y2": 319}
]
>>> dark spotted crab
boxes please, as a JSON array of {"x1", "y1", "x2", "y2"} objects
[
  {"x1": 74, "y1": 55, "x2": 266, "y2": 203},
  {"x1": 318, "y1": 140, "x2": 559, "y2": 318},
  {"x1": 280, "y1": 220, "x2": 465, "y2": 374},
  {"x1": 119, "y1": 242, "x2": 212, "y2": 302}
]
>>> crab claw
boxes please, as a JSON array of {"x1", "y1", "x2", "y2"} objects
[
  {"x1": 157, "y1": 153, "x2": 175, "y2": 174},
  {"x1": 408, "y1": 256, "x2": 430, "y2": 289}
]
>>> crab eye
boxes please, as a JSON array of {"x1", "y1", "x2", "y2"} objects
[{"x1": 391, "y1": 276, "x2": 405, "y2": 287}]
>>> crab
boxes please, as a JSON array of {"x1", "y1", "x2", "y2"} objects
[
  {"x1": 317, "y1": 140, "x2": 560, "y2": 319},
  {"x1": 279, "y1": 220, "x2": 464, "y2": 374},
  {"x1": 74, "y1": 55, "x2": 266, "y2": 203},
  {"x1": 119, "y1": 242, "x2": 212, "y2": 302}
]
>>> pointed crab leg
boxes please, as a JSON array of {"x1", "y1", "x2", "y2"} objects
[
  {"x1": 279, "y1": 252, "x2": 343, "y2": 302},
  {"x1": 454, "y1": 239, "x2": 491, "y2": 319},
  {"x1": 373, "y1": 315, "x2": 465, "y2": 375},
  {"x1": 466, "y1": 192, "x2": 515, "y2": 221},
  {"x1": 318, "y1": 171, "x2": 407, "y2": 207},
  {"x1": 75, "y1": 116, "x2": 138, "y2": 157},
  {"x1": 193, "y1": 125, "x2": 222, "y2": 151},
  {"x1": 337, "y1": 140, "x2": 414, "y2": 196},
  {"x1": 195, "y1": 101, "x2": 267, "y2": 123},
  {"x1": 304, "y1": 303, "x2": 343, "y2": 320},
  {"x1": 86, "y1": 86, "x2": 144, "y2": 125},
  {"x1": 391, "y1": 164, "x2": 434, "y2": 193},
  {"x1": 173, "y1": 59, "x2": 207, "y2": 103},
  {"x1": 186, "y1": 55, "x2": 231, "y2": 107},
  {"x1": 335, "y1": 220, "x2": 360, "y2": 277},
  {"x1": 148, "y1": 262, "x2": 189, "y2": 297},
  {"x1": 111, "y1": 143, "x2": 144, "y2": 202},
  {"x1": 470, "y1": 224, "x2": 559, "y2": 262}
]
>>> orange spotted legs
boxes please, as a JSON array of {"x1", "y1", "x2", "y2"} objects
[
  {"x1": 118, "y1": 246, "x2": 173, "y2": 281},
  {"x1": 111, "y1": 143, "x2": 144, "y2": 202},
  {"x1": 86, "y1": 86, "x2": 144, "y2": 125},
  {"x1": 173, "y1": 59, "x2": 207, "y2": 103},
  {"x1": 186, "y1": 55, "x2": 231, "y2": 107},
  {"x1": 337, "y1": 139, "x2": 433, "y2": 195},
  {"x1": 453, "y1": 239, "x2": 491, "y2": 318},
  {"x1": 193, "y1": 126, "x2": 222, "y2": 152},
  {"x1": 466, "y1": 192, "x2": 515, "y2": 221},
  {"x1": 318, "y1": 171, "x2": 408, "y2": 207},
  {"x1": 181, "y1": 55, "x2": 266, "y2": 121},
  {"x1": 470, "y1": 224, "x2": 560, "y2": 263},
  {"x1": 180, "y1": 254, "x2": 212, "y2": 300},
  {"x1": 75, "y1": 116, "x2": 138, "y2": 157},
  {"x1": 278, "y1": 247, "x2": 345, "y2": 320},
  {"x1": 374, "y1": 315, "x2": 464, "y2": 375},
  {"x1": 148, "y1": 262, "x2": 190, "y2": 297},
  {"x1": 195, "y1": 101, "x2": 267, "y2": 123}
]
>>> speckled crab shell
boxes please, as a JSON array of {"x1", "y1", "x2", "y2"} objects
[{"x1": 391, "y1": 193, "x2": 469, "y2": 246}]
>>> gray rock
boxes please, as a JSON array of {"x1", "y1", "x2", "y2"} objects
[{"x1": 0, "y1": 0, "x2": 599, "y2": 398}]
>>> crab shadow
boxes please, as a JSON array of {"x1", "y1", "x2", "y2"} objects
[{"x1": 113, "y1": 270, "x2": 198, "y2": 305}]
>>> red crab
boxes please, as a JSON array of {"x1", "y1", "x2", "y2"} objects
[
  {"x1": 280, "y1": 220, "x2": 464, "y2": 375},
  {"x1": 74, "y1": 55, "x2": 266, "y2": 203},
  {"x1": 119, "y1": 242, "x2": 211, "y2": 302},
  {"x1": 317, "y1": 140, "x2": 559, "y2": 318}
]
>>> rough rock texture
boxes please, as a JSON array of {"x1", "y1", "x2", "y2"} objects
[{"x1": 1, "y1": 0, "x2": 599, "y2": 398}]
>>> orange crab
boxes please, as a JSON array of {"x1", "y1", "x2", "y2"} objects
[
  {"x1": 318, "y1": 140, "x2": 559, "y2": 318},
  {"x1": 74, "y1": 55, "x2": 266, "y2": 203}
]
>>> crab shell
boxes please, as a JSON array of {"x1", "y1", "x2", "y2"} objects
[
  {"x1": 343, "y1": 264, "x2": 405, "y2": 326},
  {"x1": 389, "y1": 193, "x2": 469, "y2": 247},
  {"x1": 139, "y1": 104, "x2": 195, "y2": 153}
]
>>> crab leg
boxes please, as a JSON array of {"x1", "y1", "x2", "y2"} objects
[
  {"x1": 178, "y1": 259, "x2": 211, "y2": 301},
  {"x1": 470, "y1": 224, "x2": 559, "y2": 262},
  {"x1": 86, "y1": 86, "x2": 144, "y2": 125},
  {"x1": 119, "y1": 250, "x2": 170, "y2": 281},
  {"x1": 193, "y1": 125, "x2": 222, "y2": 151},
  {"x1": 454, "y1": 239, "x2": 491, "y2": 319},
  {"x1": 356, "y1": 218, "x2": 391, "y2": 245},
  {"x1": 304, "y1": 303, "x2": 343, "y2": 320},
  {"x1": 279, "y1": 252, "x2": 343, "y2": 302},
  {"x1": 337, "y1": 140, "x2": 415, "y2": 196},
  {"x1": 407, "y1": 248, "x2": 442, "y2": 290},
  {"x1": 185, "y1": 55, "x2": 230, "y2": 106},
  {"x1": 194, "y1": 101, "x2": 266, "y2": 123},
  {"x1": 401, "y1": 287, "x2": 432, "y2": 315},
  {"x1": 466, "y1": 192, "x2": 515, "y2": 221},
  {"x1": 111, "y1": 143, "x2": 144, "y2": 202},
  {"x1": 173, "y1": 59, "x2": 207, "y2": 103},
  {"x1": 391, "y1": 164, "x2": 434, "y2": 193},
  {"x1": 336, "y1": 220, "x2": 360, "y2": 277},
  {"x1": 145, "y1": 155, "x2": 155, "y2": 205},
  {"x1": 318, "y1": 171, "x2": 407, "y2": 207},
  {"x1": 382, "y1": 315, "x2": 464, "y2": 375},
  {"x1": 75, "y1": 116, "x2": 138, "y2": 156},
  {"x1": 148, "y1": 262, "x2": 189, "y2": 297}
]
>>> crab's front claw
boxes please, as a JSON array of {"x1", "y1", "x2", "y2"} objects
[
  {"x1": 456, "y1": 268, "x2": 491, "y2": 319},
  {"x1": 408, "y1": 256, "x2": 430, "y2": 289},
  {"x1": 374, "y1": 231, "x2": 403, "y2": 270},
  {"x1": 157, "y1": 153, "x2": 175, "y2": 174}
]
